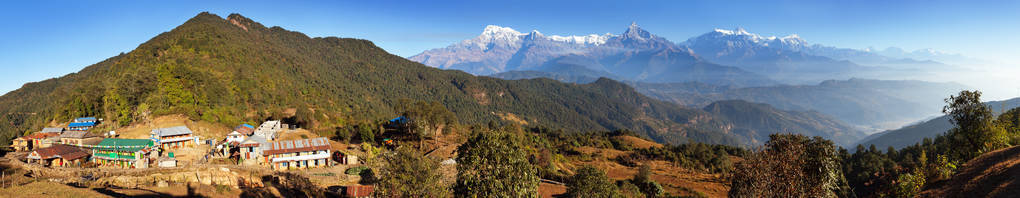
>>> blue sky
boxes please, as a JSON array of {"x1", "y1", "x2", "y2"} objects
[{"x1": 1, "y1": 0, "x2": 1019, "y2": 96}]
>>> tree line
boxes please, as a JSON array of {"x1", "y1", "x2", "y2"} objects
[{"x1": 729, "y1": 90, "x2": 1020, "y2": 197}]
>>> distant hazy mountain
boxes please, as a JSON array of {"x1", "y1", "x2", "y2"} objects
[
  {"x1": 410, "y1": 23, "x2": 776, "y2": 86},
  {"x1": 630, "y1": 78, "x2": 971, "y2": 131},
  {"x1": 704, "y1": 100, "x2": 866, "y2": 147},
  {"x1": 490, "y1": 69, "x2": 970, "y2": 132},
  {"x1": 867, "y1": 47, "x2": 986, "y2": 66},
  {"x1": 858, "y1": 97, "x2": 1020, "y2": 149},
  {"x1": 489, "y1": 61, "x2": 618, "y2": 84},
  {"x1": 680, "y1": 28, "x2": 955, "y2": 84}
]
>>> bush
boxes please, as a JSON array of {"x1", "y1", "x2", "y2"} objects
[
  {"x1": 345, "y1": 166, "x2": 370, "y2": 175},
  {"x1": 617, "y1": 180, "x2": 646, "y2": 198},
  {"x1": 566, "y1": 166, "x2": 619, "y2": 198},
  {"x1": 454, "y1": 128, "x2": 539, "y2": 197},
  {"x1": 376, "y1": 146, "x2": 448, "y2": 197}
]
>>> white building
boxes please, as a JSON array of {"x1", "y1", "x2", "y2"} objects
[
  {"x1": 255, "y1": 120, "x2": 282, "y2": 141},
  {"x1": 261, "y1": 137, "x2": 332, "y2": 170}
]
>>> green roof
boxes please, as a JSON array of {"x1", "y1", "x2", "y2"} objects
[{"x1": 96, "y1": 138, "x2": 154, "y2": 152}]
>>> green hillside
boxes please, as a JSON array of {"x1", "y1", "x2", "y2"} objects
[
  {"x1": 703, "y1": 100, "x2": 865, "y2": 146},
  {"x1": 0, "y1": 12, "x2": 743, "y2": 146}
]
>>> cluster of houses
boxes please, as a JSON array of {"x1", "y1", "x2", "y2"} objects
[
  {"x1": 11, "y1": 117, "x2": 339, "y2": 171},
  {"x1": 221, "y1": 120, "x2": 338, "y2": 171}
]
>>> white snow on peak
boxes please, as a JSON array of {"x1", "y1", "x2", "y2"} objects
[
  {"x1": 529, "y1": 30, "x2": 544, "y2": 37},
  {"x1": 735, "y1": 27, "x2": 750, "y2": 35},
  {"x1": 713, "y1": 28, "x2": 734, "y2": 35},
  {"x1": 466, "y1": 25, "x2": 614, "y2": 48},
  {"x1": 482, "y1": 25, "x2": 523, "y2": 35},
  {"x1": 479, "y1": 25, "x2": 525, "y2": 41},
  {"x1": 710, "y1": 27, "x2": 807, "y2": 46},
  {"x1": 779, "y1": 34, "x2": 805, "y2": 45},
  {"x1": 548, "y1": 33, "x2": 614, "y2": 46},
  {"x1": 624, "y1": 22, "x2": 646, "y2": 40},
  {"x1": 713, "y1": 28, "x2": 752, "y2": 36}
]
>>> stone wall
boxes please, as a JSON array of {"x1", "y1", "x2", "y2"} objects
[
  {"x1": 6, "y1": 152, "x2": 267, "y2": 189},
  {"x1": 96, "y1": 167, "x2": 263, "y2": 189}
]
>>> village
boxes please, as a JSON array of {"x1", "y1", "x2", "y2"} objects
[{"x1": 2, "y1": 115, "x2": 441, "y2": 197}]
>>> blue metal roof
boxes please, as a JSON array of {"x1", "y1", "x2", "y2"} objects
[
  {"x1": 241, "y1": 123, "x2": 254, "y2": 128},
  {"x1": 151, "y1": 125, "x2": 193, "y2": 137},
  {"x1": 74, "y1": 117, "x2": 97, "y2": 123},
  {"x1": 389, "y1": 116, "x2": 407, "y2": 123},
  {"x1": 68, "y1": 122, "x2": 96, "y2": 127}
]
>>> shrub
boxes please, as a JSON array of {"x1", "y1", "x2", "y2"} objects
[{"x1": 345, "y1": 166, "x2": 369, "y2": 175}]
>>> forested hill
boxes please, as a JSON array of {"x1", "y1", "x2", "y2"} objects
[
  {"x1": 0, "y1": 12, "x2": 745, "y2": 146},
  {"x1": 703, "y1": 100, "x2": 866, "y2": 147}
]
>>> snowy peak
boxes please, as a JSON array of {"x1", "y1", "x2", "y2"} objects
[
  {"x1": 481, "y1": 25, "x2": 524, "y2": 37},
  {"x1": 689, "y1": 27, "x2": 808, "y2": 49},
  {"x1": 548, "y1": 33, "x2": 613, "y2": 46},
  {"x1": 607, "y1": 22, "x2": 678, "y2": 50},
  {"x1": 622, "y1": 22, "x2": 653, "y2": 41},
  {"x1": 523, "y1": 30, "x2": 545, "y2": 41},
  {"x1": 466, "y1": 25, "x2": 614, "y2": 48},
  {"x1": 473, "y1": 25, "x2": 525, "y2": 48},
  {"x1": 713, "y1": 27, "x2": 752, "y2": 36}
]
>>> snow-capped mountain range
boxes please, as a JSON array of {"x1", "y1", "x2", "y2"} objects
[
  {"x1": 409, "y1": 23, "x2": 971, "y2": 86},
  {"x1": 409, "y1": 23, "x2": 783, "y2": 86},
  {"x1": 408, "y1": 23, "x2": 978, "y2": 138},
  {"x1": 690, "y1": 27, "x2": 809, "y2": 50},
  {"x1": 472, "y1": 25, "x2": 613, "y2": 49},
  {"x1": 409, "y1": 22, "x2": 686, "y2": 75}
]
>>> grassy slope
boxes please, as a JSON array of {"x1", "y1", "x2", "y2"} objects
[{"x1": 920, "y1": 145, "x2": 1020, "y2": 197}]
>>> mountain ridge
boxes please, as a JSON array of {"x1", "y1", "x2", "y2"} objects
[
  {"x1": 0, "y1": 12, "x2": 757, "y2": 147},
  {"x1": 408, "y1": 23, "x2": 776, "y2": 86}
]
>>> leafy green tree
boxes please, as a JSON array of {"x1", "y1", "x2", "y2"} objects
[
  {"x1": 566, "y1": 166, "x2": 619, "y2": 198},
  {"x1": 635, "y1": 164, "x2": 652, "y2": 184},
  {"x1": 358, "y1": 122, "x2": 375, "y2": 144},
  {"x1": 377, "y1": 146, "x2": 450, "y2": 197},
  {"x1": 729, "y1": 134, "x2": 849, "y2": 198},
  {"x1": 995, "y1": 107, "x2": 1020, "y2": 144},
  {"x1": 943, "y1": 90, "x2": 1008, "y2": 161},
  {"x1": 894, "y1": 169, "x2": 926, "y2": 197},
  {"x1": 843, "y1": 144, "x2": 897, "y2": 197},
  {"x1": 932, "y1": 154, "x2": 957, "y2": 180},
  {"x1": 399, "y1": 100, "x2": 458, "y2": 149},
  {"x1": 617, "y1": 180, "x2": 646, "y2": 198},
  {"x1": 631, "y1": 165, "x2": 663, "y2": 198},
  {"x1": 454, "y1": 128, "x2": 538, "y2": 197}
]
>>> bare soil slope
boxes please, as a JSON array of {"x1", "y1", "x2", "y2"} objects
[{"x1": 921, "y1": 145, "x2": 1020, "y2": 198}]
